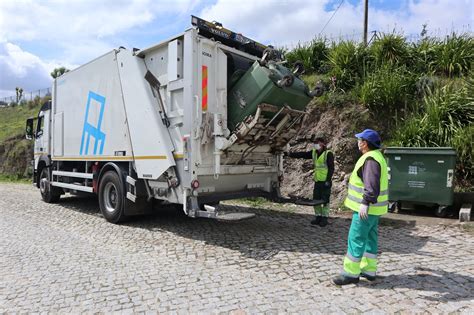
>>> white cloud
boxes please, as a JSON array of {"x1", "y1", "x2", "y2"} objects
[
  {"x1": 0, "y1": 0, "x2": 200, "y2": 98},
  {"x1": 200, "y1": 0, "x2": 473, "y2": 47},
  {"x1": 0, "y1": 42, "x2": 51, "y2": 95},
  {"x1": 0, "y1": 0, "x2": 200, "y2": 43},
  {"x1": 0, "y1": 42, "x2": 77, "y2": 98}
]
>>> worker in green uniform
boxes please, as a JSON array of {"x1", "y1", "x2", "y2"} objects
[
  {"x1": 333, "y1": 129, "x2": 388, "y2": 285},
  {"x1": 287, "y1": 134, "x2": 334, "y2": 227}
]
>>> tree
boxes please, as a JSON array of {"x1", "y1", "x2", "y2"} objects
[
  {"x1": 15, "y1": 87, "x2": 23, "y2": 103},
  {"x1": 420, "y1": 23, "x2": 428, "y2": 38},
  {"x1": 50, "y1": 67, "x2": 69, "y2": 79}
]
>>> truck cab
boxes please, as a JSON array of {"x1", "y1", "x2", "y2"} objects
[{"x1": 26, "y1": 101, "x2": 53, "y2": 192}]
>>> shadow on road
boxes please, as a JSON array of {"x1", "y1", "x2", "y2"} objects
[
  {"x1": 56, "y1": 195, "x2": 102, "y2": 217},
  {"x1": 360, "y1": 267, "x2": 474, "y2": 302},
  {"x1": 48, "y1": 193, "x2": 441, "y2": 262},
  {"x1": 53, "y1": 196, "x2": 433, "y2": 261}
]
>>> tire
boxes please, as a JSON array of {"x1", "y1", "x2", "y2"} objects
[
  {"x1": 435, "y1": 206, "x2": 448, "y2": 218},
  {"x1": 98, "y1": 171, "x2": 127, "y2": 223},
  {"x1": 396, "y1": 201, "x2": 403, "y2": 212},
  {"x1": 388, "y1": 202, "x2": 397, "y2": 213},
  {"x1": 39, "y1": 167, "x2": 61, "y2": 203}
]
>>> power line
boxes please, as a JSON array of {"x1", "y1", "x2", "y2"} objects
[{"x1": 318, "y1": 0, "x2": 345, "y2": 36}]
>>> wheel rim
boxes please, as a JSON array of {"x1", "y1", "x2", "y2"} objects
[
  {"x1": 103, "y1": 182, "x2": 119, "y2": 213},
  {"x1": 40, "y1": 170, "x2": 49, "y2": 194}
]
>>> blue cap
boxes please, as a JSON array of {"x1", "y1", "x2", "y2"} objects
[{"x1": 355, "y1": 129, "x2": 381, "y2": 148}]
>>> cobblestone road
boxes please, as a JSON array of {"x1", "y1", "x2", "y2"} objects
[{"x1": 1, "y1": 183, "x2": 473, "y2": 313}]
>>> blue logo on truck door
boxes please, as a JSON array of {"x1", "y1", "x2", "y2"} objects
[{"x1": 80, "y1": 91, "x2": 106, "y2": 155}]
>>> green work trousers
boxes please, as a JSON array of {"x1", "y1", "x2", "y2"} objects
[
  {"x1": 313, "y1": 181, "x2": 331, "y2": 217},
  {"x1": 342, "y1": 212, "x2": 379, "y2": 278}
]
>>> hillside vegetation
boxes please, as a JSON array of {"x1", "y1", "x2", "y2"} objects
[
  {"x1": 0, "y1": 97, "x2": 45, "y2": 180},
  {"x1": 0, "y1": 99, "x2": 44, "y2": 143},
  {"x1": 284, "y1": 31, "x2": 473, "y2": 189}
]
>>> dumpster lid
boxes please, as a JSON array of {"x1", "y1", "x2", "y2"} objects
[{"x1": 385, "y1": 147, "x2": 456, "y2": 156}]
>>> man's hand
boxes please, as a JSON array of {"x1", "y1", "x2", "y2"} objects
[
  {"x1": 359, "y1": 204, "x2": 369, "y2": 220},
  {"x1": 324, "y1": 181, "x2": 331, "y2": 187}
]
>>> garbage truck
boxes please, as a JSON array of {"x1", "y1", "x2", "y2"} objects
[{"x1": 26, "y1": 16, "x2": 323, "y2": 223}]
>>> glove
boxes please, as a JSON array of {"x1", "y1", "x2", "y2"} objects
[
  {"x1": 359, "y1": 203, "x2": 369, "y2": 220},
  {"x1": 324, "y1": 181, "x2": 331, "y2": 187}
]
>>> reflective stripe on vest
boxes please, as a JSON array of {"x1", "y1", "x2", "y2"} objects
[
  {"x1": 344, "y1": 150, "x2": 389, "y2": 215},
  {"x1": 347, "y1": 183, "x2": 388, "y2": 196},
  {"x1": 312, "y1": 149, "x2": 331, "y2": 182}
]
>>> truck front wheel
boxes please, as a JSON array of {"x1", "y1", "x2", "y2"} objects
[
  {"x1": 99, "y1": 171, "x2": 127, "y2": 223},
  {"x1": 39, "y1": 167, "x2": 61, "y2": 203}
]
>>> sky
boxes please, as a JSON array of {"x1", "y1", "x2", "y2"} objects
[{"x1": 0, "y1": 0, "x2": 473, "y2": 98}]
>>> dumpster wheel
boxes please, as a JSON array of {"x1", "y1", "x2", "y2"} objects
[
  {"x1": 435, "y1": 205, "x2": 449, "y2": 218},
  {"x1": 388, "y1": 201, "x2": 401, "y2": 213}
]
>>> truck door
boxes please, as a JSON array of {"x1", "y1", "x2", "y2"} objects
[{"x1": 34, "y1": 109, "x2": 50, "y2": 156}]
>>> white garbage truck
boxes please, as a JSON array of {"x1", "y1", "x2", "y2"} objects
[{"x1": 26, "y1": 16, "x2": 323, "y2": 223}]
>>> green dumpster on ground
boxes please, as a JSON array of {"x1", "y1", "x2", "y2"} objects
[{"x1": 385, "y1": 147, "x2": 456, "y2": 217}]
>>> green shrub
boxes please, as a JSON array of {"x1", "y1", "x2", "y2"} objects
[
  {"x1": 285, "y1": 38, "x2": 329, "y2": 74},
  {"x1": 451, "y1": 125, "x2": 474, "y2": 181},
  {"x1": 316, "y1": 89, "x2": 359, "y2": 108},
  {"x1": 327, "y1": 41, "x2": 367, "y2": 90},
  {"x1": 359, "y1": 66, "x2": 416, "y2": 113},
  {"x1": 369, "y1": 32, "x2": 410, "y2": 67},
  {"x1": 415, "y1": 75, "x2": 439, "y2": 97},
  {"x1": 409, "y1": 37, "x2": 440, "y2": 74},
  {"x1": 393, "y1": 75, "x2": 474, "y2": 179},
  {"x1": 432, "y1": 33, "x2": 474, "y2": 77},
  {"x1": 301, "y1": 73, "x2": 331, "y2": 91}
]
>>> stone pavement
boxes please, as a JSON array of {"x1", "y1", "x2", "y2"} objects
[{"x1": 0, "y1": 183, "x2": 473, "y2": 313}]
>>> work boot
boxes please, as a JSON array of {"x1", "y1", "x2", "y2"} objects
[
  {"x1": 332, "y1": 275, "x2": 360, "y2": 286},
  {"x1": 319, "y1": 216, "x2": 328, "y2": 227},
  {"x1": 311, "y1": 216, "x2": 321, "y2": 225},
  {"x1": 360, "y1": 272, "x2": 376, "y2": 281}
]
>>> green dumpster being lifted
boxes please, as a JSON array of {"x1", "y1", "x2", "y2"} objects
[{"x1": 385, "y1": 147, "x2": 456, "y2": 217}]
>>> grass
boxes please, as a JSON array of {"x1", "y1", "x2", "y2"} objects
[
  {"x1": 285, "y1": 38, "x2": 329, "y2": 74},
  {"x1": 392, "y1": 76, "x2": 474, "y2": 181},
  {"x1": 0, "y1": 100, "x2": 43, "y2": 143},
  {"x1": 359, "y1": 64, "x2": 415, "y2": 113},
  {"x1": 0, "y1": 174, "x2": 31, "y2": 184},
  {"x1": 433, "y1": 33, "x2": 474, "y2": 77},
  {"x1": 0, "y1": 97, "x2": 46, "y2": 180},
  {"x1": 239, "y1": 197, "x2": 268, "y2": 208},
  {"x1": 225, "y1": 197, "x2": 301, "y2": 213},
  {"x1": 369, "y1": 32, "x2": 410, "y2": 67},
  {"x1": 327, "y1": 40, "x2": 367, "y2": 90},
  {"x1": 461, "y1": 222, "x2": 474, "y2": 236}
]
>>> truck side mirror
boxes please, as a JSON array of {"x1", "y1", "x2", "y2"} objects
[{"x1": 25, "y1": 118, "x2": 34, "y2": 140}]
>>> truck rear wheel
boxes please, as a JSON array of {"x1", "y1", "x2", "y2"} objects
[
  {"x1": 39, "y1": 167, "x2": 61, "y2": 203},
  {"x1": 99, "y1": 171, "x2": 127, "y2": 223}
]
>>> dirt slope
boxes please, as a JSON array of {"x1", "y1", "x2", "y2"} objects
[
  {"x1": 281, "y1": 101, "x2": 386, "y2": 210},
  {"x1": 0, "y1": 134, "x2": 33, "y2": 178}
]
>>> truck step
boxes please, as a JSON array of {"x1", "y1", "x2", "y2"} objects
[
  {"x1": 217, "y1": 212, "x2": 256, "y2": 221},
  {"x1": 51, "y1": 181, "x2": 93, "y2": 193}
]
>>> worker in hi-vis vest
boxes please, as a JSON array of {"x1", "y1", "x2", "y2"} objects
[
  {"x1": 333, "y1": 129, "x2": 388, "y2": 286},
  {"x1": 287, "y1": 134, "x2": 334, "y2": 227}
]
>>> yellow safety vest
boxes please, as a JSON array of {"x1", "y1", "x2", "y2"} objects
[
  {"x1": 344, "y1": 150, "x2": 389, "y2": 215},
  {"x1": 312, "y1": 149, "x2": 331, "y2": 182}
]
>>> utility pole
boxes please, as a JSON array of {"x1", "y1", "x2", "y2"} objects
[{"x1": 363, "y1": 0, "x2": 369, "y2": 45}]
